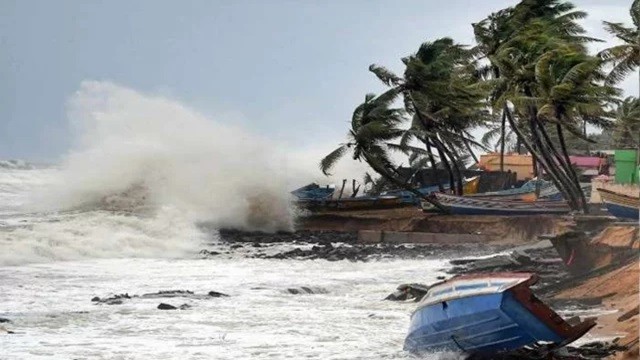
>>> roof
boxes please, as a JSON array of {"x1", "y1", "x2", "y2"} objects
[{"x1": 569, "y1": 156, "x2": 602, "y2": 168}]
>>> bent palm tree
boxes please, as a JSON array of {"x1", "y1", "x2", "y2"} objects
[
  {"x1": 599, "y1": 0, "x2": 640, "y2": 94},
  {"x1": 319, "y1": 89, "x2": 448, "y2": 211}
]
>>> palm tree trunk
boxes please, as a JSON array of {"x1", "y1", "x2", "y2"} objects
[
  {"x1": 500, "y1": 110, "x2": 506, "y2": 172},
  {"x1": 463, "y1": 135, "x2": 479, "y2": 164},
  {"x1": 532, "y1": 120, "x2": 583, "y2": 209},
  {"x1": 425, "y1": 141, "x2": 444, "y2": 192},
  {"x1": 536, "y1": 121, "x2": 586, "y2": 211},
  {"x1": 362, "y1": 152, "x2": 448, "y2": 212},
  {"x1": 556, "y1": 123, "x2": 589, "y2": 213},
  {"x1": 433, "y1": 137, "x2": 463, "y2": 195},
  {"x1": 431, "y1": 139, "x2": 455, "y2": 194},
  {"x1": 504, "y1": 106, "x2": 579, "y2": 209}
]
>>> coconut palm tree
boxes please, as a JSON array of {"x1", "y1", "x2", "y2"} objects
[
  {"x1": 481, "y1": 0, "x2": 614, "y2": 212},
  {"x1": 369, "y1": 38, "x2": 490, "y2": 195},
  {"x1": 319, "y1": 89, "x2": 447, "y2": 211},
  {"x1": 599, "y1": 0, "x2": 640, "y2": 94},
  {"x1": 612, "y1": 96, "x2": 640, "y2": 148},
  {"x1": 534, "y1": 47, "x2": 619, "y2": 210}
]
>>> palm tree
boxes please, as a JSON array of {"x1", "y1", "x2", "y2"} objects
[
  {"x1": 319, "y1": 88, "x2": 404, "y2": 177},
  {"x1": 612, "y1": 97, "x2": 640, "y2": 148},
  {"x1": 369, "y1": 38, "x2": 490, "y2": 195},
  {"x1": 599, "y1": 0, "x2": 640, "y2": 95},
  {"x1": 485, "y1": 0, "x2": 609, "y2": 211},
  {"x1": 534, "y1": 47, "x2": 619, "y2": 210},
  {"x1": 319, "y1": 89, "x2": 448, "y2": 211}
]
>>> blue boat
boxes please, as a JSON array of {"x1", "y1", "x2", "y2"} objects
[
  {"x1": 404, "y1": 273, "x2": 595, "y2": 356},
  {"x1": 597, "y1": 188, "x2": 639, "y2": 221},
  {"x1": 291, "y1": 183, "x2": 335, "y2": 201}
]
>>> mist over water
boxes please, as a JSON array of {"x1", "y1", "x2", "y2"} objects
[
  {"x1": 0, "y1": 81, "x2": 340, "y2": 265},
  {"x1": 49, "y1": 80, "x2": 298, "y2": 231}
]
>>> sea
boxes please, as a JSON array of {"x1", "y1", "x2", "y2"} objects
[
  {"x1": 0, "y1": 161, "x2": 454, "y2": 359},
  {"x1": 0, "y1": 82, "x2": 455, "y2": 359}
]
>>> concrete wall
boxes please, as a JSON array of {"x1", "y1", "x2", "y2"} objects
[{"x1": 358, "y1": 230, "x2": 488, "y2": 244}]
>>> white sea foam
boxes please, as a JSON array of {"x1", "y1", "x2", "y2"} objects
[
  {"x1": 40, "y1": 80, "x2": 297, "y2": 232},
  {"x1": 0, "y1": 81, "x2": 372, "y2": 265}
]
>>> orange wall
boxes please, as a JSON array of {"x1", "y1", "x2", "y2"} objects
[{"x1": 479, "y1": 153, "x2": 534, "y2": 181}]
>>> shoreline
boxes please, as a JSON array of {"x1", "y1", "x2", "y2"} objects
[{"x1": 213, "y1": 211, "x2": 639, "y2": 359}]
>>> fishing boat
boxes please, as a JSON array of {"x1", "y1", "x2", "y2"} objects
[
  {"x1": 383, "y1": 177, "x2": 480, "y2": 205},
  {"x1": 469, "y1": 179, "x2": 552, "y2": 201},
  {"x1": 427, "y1": 193, "x2": 570, "y2": 215},
  {"x1": 597, "y1": 188, "x2": 639, "y2": 220},
  {"x1": 299, "y1": 195, "x2": 404, "y2": 211},
  {"x1": 291, "y1": 183, "x2": 335, "y2": 201},
  {"x1": 404, "y1": 273, "x2": 595, "y2": 356}
]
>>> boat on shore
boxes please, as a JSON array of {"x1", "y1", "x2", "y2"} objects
[
  {"x1": 468, "y1": 179, "x2": 552, "y2": 202},
  {"x1": 596, "y1": 188, "x2": 639, "y2": 221},
  {"x1": 404, "y1": 273, "x2": 595, "y2": 356},
  {"x1": 298, "y1": 195, "x2": 404, "y2": 211},
  {"x1": 426, "y1": 193, "x2": 571, "y2": 215}
]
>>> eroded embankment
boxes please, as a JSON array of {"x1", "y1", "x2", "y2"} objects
[
  {"x1": 299, "y1": 208, "x2": 573, "y2": 245},
  {"x1": 549, "y1": 225, "x2": 639, "y2": 360}
]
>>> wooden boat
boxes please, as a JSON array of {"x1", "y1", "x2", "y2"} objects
[
  {"x1": 404, "y1": 273, "x2": 595, "y2": 356},
  {"x1": 291, "y1": 183, "x2": 334, "y2": 200},
  {"x1": 383, "y1": 177, "x2": 478, "y2": 205},
  {"x1": 469, "y1": 180, "x2": 552, "y2": 202},
  {"x1": 596, "y1": 188, "x2": 639, "y2": 221},
  {"x1": 427, "y1": 193, "x2": 571, "y2": 215},
  {"x1": 299, "y1": 195, "x2": 404, "y2": 211}
]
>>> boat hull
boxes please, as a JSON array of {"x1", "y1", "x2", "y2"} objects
[
  {"x1": 430, "y1": 193, "x2": 571, "y2": 215},
  {"x1": 405, "y1": 291, "x2": 561, "y2": 354},
  {"x1": 602, "y1": 201, "x2": 639, "y2": 220},
  {"x1": 404, "y1": 273, "x2": 595, "y2": 356},
  {"x1": 597, "y1": 188, "x2": 639, "y2": 220}
]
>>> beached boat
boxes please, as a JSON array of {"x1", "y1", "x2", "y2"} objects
[
  {"x1": 469, "y1": 179, "x2": 552, "y2": 201},
  {"x1": 427, "y1": 193, "x2": 571, "y2": 215},
  {"x1": 291, "y1": 183, "x2": 335, "y2": 200},
  {"x1": 404, "y1": 273, "x2": 595, "y2": 356},
  {"x1": 597, "y1": 188, "x2": 639, "y2": 221},
  {"x1": 299, "y1": 195, "x2": 404, "y2": 211},
  {"x1": 383, "y1": 177, "x2": 480, "y2": 204}
]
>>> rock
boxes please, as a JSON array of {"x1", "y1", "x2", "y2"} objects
[
  {"x1": 141, "y1": 290, "x2": 194, "y2": 299},
  {"x1": 286, "y1": 286, "x2": 327, "y2": 295},
  {"x1": 0, "y1": 325, "x2": 14, "y2": 334},
  {"x1": 208, "y1": 291, "x2": 229, "y2": 297},
  {"x1": 157, "y1": 303, "x2": 177, "y2": 310},
  {"x1": 0, "y1": 318, "x2": 11, "y2": 323},
  {"x1": 91, "y1": 297, "x2": 100, "y2": 302},
  {"x1": 385, "y1": 283, "x2": 431, "y2": 302}
]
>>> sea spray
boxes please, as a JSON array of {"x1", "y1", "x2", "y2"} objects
[
  {"x1": 40, "y1": 80, "x2": 297, "y2": 232},
  {"x1": 1, "y1": 81, "x2": 370, "y2": 265}
]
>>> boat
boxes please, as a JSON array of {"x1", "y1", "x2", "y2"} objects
[
  {"x1": 427, "y1": 193, "x2": 571, "y2": 215},
  {"x1": 383, "y1": 177, "x2": 480, "y2": 205},
  {"x1": 404, "y1": 273, "x2": 596, "y2": 356},
  {"x1": 538, "y1": 183, "x2": 592, "y2": 201},
  {"x1": 291, "y1": 183, "x2": 335, "y2": 201},
  {"x1": 596, "y1": 188, "x2": 639, "y2": 221},
  {"x1": 469, "y1": 179, "x2": 552, "y2": 201},
  {"x1": 299, "y1": 195, "x2": 404, "y2": 211}
]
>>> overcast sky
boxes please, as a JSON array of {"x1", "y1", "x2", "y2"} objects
[{"x1": 1, "y1": 0, "x2": 637, "y2": 161}]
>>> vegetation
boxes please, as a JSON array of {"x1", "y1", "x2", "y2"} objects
[{"x1": 320, "y1": 0, "x2": 639, "y2": 213}]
